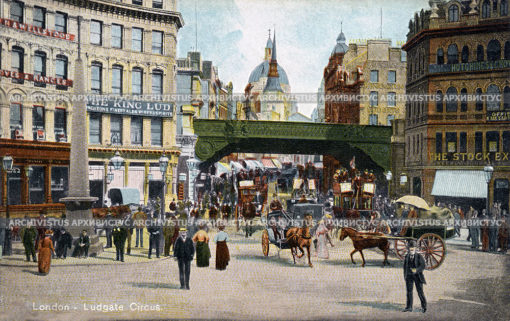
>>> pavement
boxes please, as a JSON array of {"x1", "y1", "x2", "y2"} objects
[{"x1": 0, "y1": 228, "x2": 508, "y2": 321}]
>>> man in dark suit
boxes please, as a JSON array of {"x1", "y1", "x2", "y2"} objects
[
  {"x1": 147, "y1": 217, "x2": 161, "y2": 259},
  {"x1": 174, "y1": 229, "x2": 195, "y2": 290},
  {"x1": 403, "y1": 242, "x2": 427, "y2": 313}
]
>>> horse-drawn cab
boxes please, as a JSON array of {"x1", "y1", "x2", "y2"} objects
[{"x1": 262, "y1": 210, "x2": 293, "y2": 255}]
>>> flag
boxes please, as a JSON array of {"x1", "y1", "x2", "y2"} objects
[{"x1": 350, "y1": 156, "x2": 356, "y2": 169}]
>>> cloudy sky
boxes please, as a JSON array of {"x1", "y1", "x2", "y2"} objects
[{"x1": 177, "y1": 0, "x2": 429, "y2": 117}]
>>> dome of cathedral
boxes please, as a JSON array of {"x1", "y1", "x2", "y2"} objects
[{"x1": 248, "y1": 61, "x2": 290, "y2": 85}]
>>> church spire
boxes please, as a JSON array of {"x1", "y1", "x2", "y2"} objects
[
  {"x1": 264, "y1": 30, "x2": 282, "y2": 92},
  {"x1": 268, "y1": 30, "x2": 279, "y2": 78},
  {"x1": 264, "y1": 29, "x2": 273, "y2": 60}
]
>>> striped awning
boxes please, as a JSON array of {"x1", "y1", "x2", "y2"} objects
[
  {"x1": 261, "y1": 158, "x2": 276, "y2": 168},
  {"x1": 272, "y1": 159, "x2": 282, "y2": 169},
  {"x1": 230, "y1": 161, "x2": 244, "y2": 173},
  {"x1": 431, "y1": 170, "x2": 487, "y2": 199}
]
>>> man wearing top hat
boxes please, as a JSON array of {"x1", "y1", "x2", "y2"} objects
[
  {"x1": 174, "y1": 228, "x2": 195, "y2": 290},
  {"x1": 402, "y1": 241, "x2": 427, "y2": 313}
]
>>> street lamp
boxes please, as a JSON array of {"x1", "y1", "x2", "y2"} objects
[
  {"x1": 110, "y1": 151, "x2": 125, "y2": 170},
  {"x1": 483, "y1": 165, "x2": 494, "y2": 215},
  {"x1": 159, "y1": 153, "x2": 169, "y2": 217},
  {"x1": 2, "y1": 155, "x2": 14, "y2": 256},
  {"x1": 106, "y1": 168, "x2": 114, "y2": 184},
  {"x1": 385, "y1": 170, "x2": 392, "y2": 198}
]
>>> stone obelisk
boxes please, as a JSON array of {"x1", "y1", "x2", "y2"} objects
[{"x1": 60, "y1": 16, "x2": 102, "y2": 256}]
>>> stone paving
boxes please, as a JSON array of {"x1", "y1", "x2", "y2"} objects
[{"x1": 0, "y1": 228, "x2": 508, "y2": 321}]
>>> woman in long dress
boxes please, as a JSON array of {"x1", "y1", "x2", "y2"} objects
[
  {"x1": 192, "y1": 223, "x2": 211, "y2": 267},
  {"x1": 214, "y1": 223, "x2": 230, "y2": 270},
  {"x1": 315, "y1": 217, "x2": 334, "y2": 259},
  {"x1": 38, "y1": 230, "x2": 55, "y2": 274}
]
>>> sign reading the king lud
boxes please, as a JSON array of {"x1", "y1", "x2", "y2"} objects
[{"x1": 86, "y1": 96, "x2": 174, "y2": 118}]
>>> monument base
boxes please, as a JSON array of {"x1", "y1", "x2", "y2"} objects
[{"x1": 60, "y1": 196, "x2": 103, "y2": 257}]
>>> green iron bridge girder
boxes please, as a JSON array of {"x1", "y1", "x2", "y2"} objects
[{"x1": 193, "y1": 119, "x2": 392, "y2": 171}]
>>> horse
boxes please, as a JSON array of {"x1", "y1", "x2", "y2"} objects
[
  {"x1": 338, "y1": 227, "x2": 390, "y2": 267},
  {"x1": 286, "y1": 215, "x2": 314, "y2": 267}
]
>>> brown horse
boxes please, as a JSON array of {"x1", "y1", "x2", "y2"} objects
[
  {"x1": 338, "y1": 227, "x2": 390, "y2": 267},
  {"x1": 286, "y1": 215, "x2": 313, "y2": 267}
]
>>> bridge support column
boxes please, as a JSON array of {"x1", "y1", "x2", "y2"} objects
[{"x1": 186, "y1": 158, "x2": 200, "y2": 202}]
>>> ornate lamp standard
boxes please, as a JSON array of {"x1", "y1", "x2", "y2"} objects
[
  {"x1": 186, "y1": 158, "x2": 201, "y2": 202},
  {"x1": 2, "y1": 155, "x2": 13, "y2": 256},
  {"x1": 483, "y1": 165, "x2": 494, "y2": 215},
  {"x1": 110, "y1": 151, "x2": 125, "y2": 171},
  {"x1": 158, "y1": 153, "x2": 169, "y2": 217}
]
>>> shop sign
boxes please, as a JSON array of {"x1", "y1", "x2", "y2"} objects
[
  {"x1": 429, "y1": 60, "x2": 510, "y2": 74},
  {"x1": 0, "y1": 69, "x2": 73, "y2": 87},
  {"x1": 0, "y1": 18, "x2": 75, "y2": 41},
  {"x1": 87, "y1": 97, "x2": 174, "y2": 118},
  {"x1": 487, "y1": 111, "x2": 510, "y2": 121},
  {"x1": 429, "y1": 152, "x2": 509, "y2": 162}
]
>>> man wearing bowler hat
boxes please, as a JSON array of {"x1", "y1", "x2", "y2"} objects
[
  {"x1": 174, "y1": 228, "x2": 194, "y2": 290},
  {"x1": 402, "y1": 240, "x2": 427, "y2": 313}
]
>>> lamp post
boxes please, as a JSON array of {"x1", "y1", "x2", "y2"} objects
[
  {"x1": 483, "y1": 165, "x2": 494, "y2": 215},
  {"x1": 2, "y1": 155, "x2": 14, "y2": 256},
  {"x1": 385, "y1": 171, "x2": 392, "y2": 198},
  {"x1": 159, "y1": 153, "x2": 169, "y2": 218},
  {"x1": 110, "y1": 151, "x2": 125, "y2": 171}
]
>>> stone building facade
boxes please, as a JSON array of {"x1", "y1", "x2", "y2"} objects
[
  {"x1": 402, "y1": 0, "x2": 510, "y2": 211},
  {"x1": 0, "y1": 0, "x2": 183, "y2": 217},
  {"x1": 343, "y1": 39, "x2": 407, "y2": 126}
]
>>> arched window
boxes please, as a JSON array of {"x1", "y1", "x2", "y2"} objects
[
  {"x1": 487, "y1": 84, "x2": 501, "y2": 111},
  {"x1": 151, "y1": 69, "x2": 163, "y2": 95},
  {"x1": 132, "y1": 67, "x2": 143, "y2": 95},
  {"x1": 436, "y1": 90, "x2": 444, "y2": 112},
  {"x1": 505, "y1": 41, "x2": 510, "y2": 59},
  {"x1": 437, "y1": 48, "x2": 444, "y2": 64},
  {"x1": 91, "y1": 61, "x2": 102, "y2": 93},
  {"x1": 461, "y1": 45, "x2": 469, "y2": 63},
  {"x1": 504, "y1": 86, "x2": 510, "y2": 110},
  {"x1": 477, "y1": 45, "x2": 484, "y2": 61},
  {"x1": 487, "y1": 40, "x2": 501, "y2": 61},
  {"x1": 460, "y1": 88, "x2": 468, "y2": 112},
  {"x1": 448, "y1": 5, "x2": 459, "y2": 22},
  {"x1": 502, "y1": 0, "x2": 509, "y2": 16},
  {"x1": 475, "y1": 88, "x2": 484, "y2": 111},
  {"x1": 482, "y1": 0, "x2": 491, "y2": 18},
  {"x1": 446, "y1": 87, "x2": 458, "y2": 112},
  {"x1": 447, "y1": 44, "x2": 458, "y2": 64},
  {"x1": 112, "y1": 64, "x2": 123, "y2": 94}
]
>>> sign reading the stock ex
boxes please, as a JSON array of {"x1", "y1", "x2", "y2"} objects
[{"x1": 87, "y1": 96, "x2": 174, "y2": 118}]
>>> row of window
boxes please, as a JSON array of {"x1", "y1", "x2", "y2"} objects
[
  {"x1": 8, "y1": 103, "x2": 163, "y2": 146},
  {"x1": 368, "y1": 114, "x2": 395, "y2": 126},
  {"x1": 369, "y1": 92, "x2": 397, "y2": 107},
  {"x1": 435, "y1": 131, "x2": 510, "y2": 154},
  {"x1": 4, "y1": 45, "x2": 164, "y2": 94},
  {"x1": 91, "y1": 63, "x2": 163, "y2": 95},
  {"x1": 90, "y1": 20, "x2": 164, "y2": 54},
  {"x1": 10, "y1": 104, "x2": 66, "y2": 140},
  {"x1": 9, "y1": 2, "x2": 165, "y2": 54},
  {"x1": 436, "y1": 40, "x2": 510, "y2": 65},
  {"x1": 447, "y1": 0, "x2": 508, "y2": 22},
  {"x1": 369, "y1": 70, "x2": 397, "y2": 84},
  {"x1": 435, "y1": 85, "x2": 510, "y2": 112},
  {"x1": 89, "y1": 113, "x2": 163, "y2": 146}
]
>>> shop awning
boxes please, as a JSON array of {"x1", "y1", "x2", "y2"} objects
[
  {"x1": 261, "y1": 158, "x2": 276, "y2": 168},
  {"x1": 230, "y1": 161, "x2": 244, "y2": 173},
  {"x1": 216, "y1": 162, "x2": 230, "y2": 176},
  {"x1": 245, "y1": 160, "x2": 263, "y2": 170},
  {"x1": 272, "y1": 159, "x2": 282, "y2": 169},
  {"x1": 431, "y1": 170, "x2": 487, "y2": 199}
]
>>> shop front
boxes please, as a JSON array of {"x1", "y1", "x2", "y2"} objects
[{"x1": 0, "y1": 138, "x2": 70, "y2": 218}]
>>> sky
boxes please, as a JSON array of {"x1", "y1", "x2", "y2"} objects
[{"x1": 177, "y1": 0, "x2": 429, "y2": 117}]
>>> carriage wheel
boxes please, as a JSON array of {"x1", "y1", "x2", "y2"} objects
[
  {"x1": 418, "y1": 233, "x2": 446, "y2": 270},
  {"x1": 262, "y1": 229, "x2": 269, "y2": 256},
  {"x1": 394, "y1": 239, "x2": 409, "y2": 260}
]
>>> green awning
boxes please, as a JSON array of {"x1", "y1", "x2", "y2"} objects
[{"x1": 431, "y1": 170, "x2": 487, "y2": 199}]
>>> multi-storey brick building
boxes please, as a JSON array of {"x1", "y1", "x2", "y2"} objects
[
  {"x1": 402, "y1": 0, "x2": 509, "y2": 211},
  {"x1": 0, "y1": 0, "x2": 183, "y2": 217}
]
